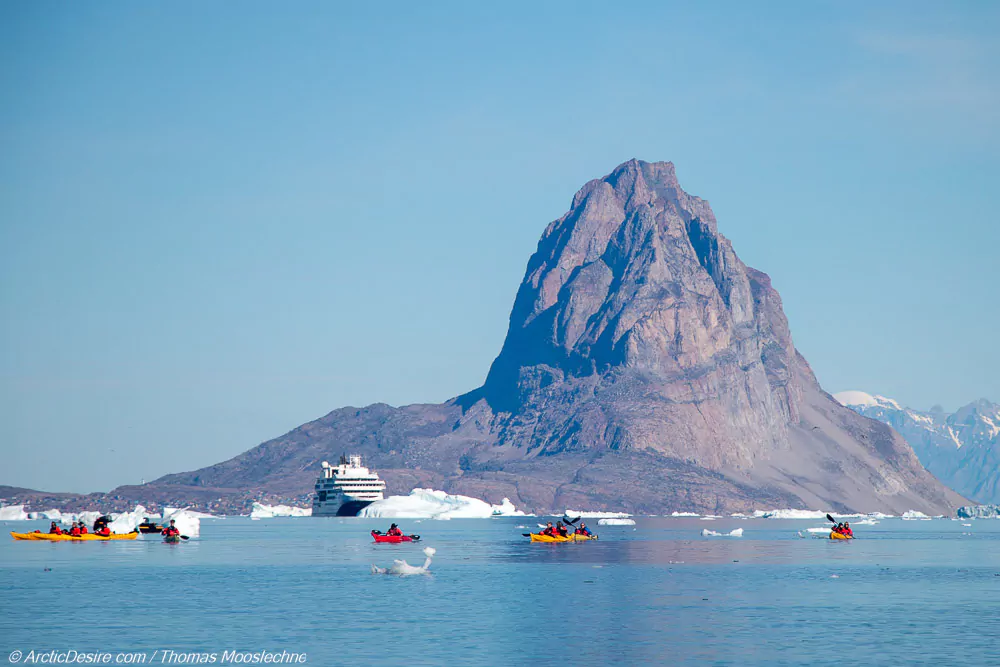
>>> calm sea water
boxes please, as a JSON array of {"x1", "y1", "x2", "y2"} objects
[{"x1": 2, "y1": 517, "x2": 999, "y2": 666}]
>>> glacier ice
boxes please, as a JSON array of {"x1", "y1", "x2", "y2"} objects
[
  {"x1": 702, "y1": 528, "x2": 743, "y2": 537},
  {"x1": 0, "y1": 505, "x2": 28, "y2": 521},
  {"x1": 598, "y1": 518, "x2": 636, "y2": 526},
  {"x1": 358, "y1": 489, "x2": 525, "y2": 520},
  {"x1": 250, "y1": 503, "x2": 312, "y2": 519}
]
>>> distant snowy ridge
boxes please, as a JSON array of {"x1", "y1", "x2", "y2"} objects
[{"x1": 836, "y1": 391, "x2": 1000, "y2": 504}]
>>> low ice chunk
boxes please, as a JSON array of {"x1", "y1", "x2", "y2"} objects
[
  {"x1": 753, "y1": 509, "x2": 828, "y2": 520},
  {"x1": 371, "y1": 547, "x2": 436, "y2": 576},
  {"x1": 359, "y1": 489, "x2": 520, "y2": 520},
  {"x1": 250, "y1": 502, "x2": 312, "y2": 518},
  {"x1": 702, "y1": 528, "x2": 743, "y2": 537},
  {"x1": 564, "y1": 510, "x2": 632, "y2": 519},
  {"x1": 598, "y1": 518, "x2": 636, "y2": 526},
  {"x1": 0, "y1": 505, "x2": 28, "y2": 521},
  {"x1": 902, "y1": 510, "x2": 929, "y2": 520},
  {"x1": 491, "y1": 498, "x2": 527, "y2": 516},
  {"x1": 670, "y1": 512, "x2": 700, "y2": 517}
]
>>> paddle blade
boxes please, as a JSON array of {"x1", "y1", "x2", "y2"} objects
[
  {"x1": 522, "y1": 533, "x2": 532, "y2": 537},
  {"x1": 564, "y1": 515, "x2": 581, "y2": 525},
  {"x1": 826, "y1": 514, "x2": 836, "y2": 523},
  {"x1": 180, "y1": 535, "x2": 189, "y2": 540}
]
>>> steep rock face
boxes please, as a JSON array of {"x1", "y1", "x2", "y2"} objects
[
  {"x1": 836, "y1": 392, "x2": 1000, "y2": 504},
  {"x1": 127, "y1": 160, "x2": 964, "y2": 515}
]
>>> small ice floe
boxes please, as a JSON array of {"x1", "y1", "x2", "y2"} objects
[
  {"x1": 598, "y1": 518, "x2": 636, "y2": 526},
  {"x1": 962, "y1": 523, "x2": 972, "y2": 527},
  {"x1": 699, "y1": 517, "x2": 717, "y2": 521},
  {"x1": 854, "y1": 519, "x2": 879, "y2": 525},
  {"x1": 250, "y1": 503, "x2": 311, "y2": 519},
  {"x1": 670, "y1": 512, "x2": 700, "y2": 517},
  {"x1": 564, "y1": 510, "x2": 632, "y2": 519},
  {"x1": 902, "y1": 510, "x2": 929, "y2": 521},
  {"x1": 371, "y1": 547, "x2": 436, "y2": 576},
  {"x1": 516, "y1": 525, "x2": 528, "y2": 529},
  {"x1": 702, "y1": 528, "x2": 743, "y2": 537},
  {"x1": 830, "y1": 575, "x2": 840, "y2": 579}
]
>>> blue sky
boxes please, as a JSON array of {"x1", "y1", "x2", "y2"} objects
[{"x1": 2, "y1": 2, "x2": 997, "y2": 493}]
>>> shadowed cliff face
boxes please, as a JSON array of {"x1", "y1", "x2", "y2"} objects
[{"x1": 126, "y1": 160, "x2": 965, "y2": 515}]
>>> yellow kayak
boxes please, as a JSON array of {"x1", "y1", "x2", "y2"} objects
[
  {"x1": 829, "y1": 531, "x2": 853, "y2": 540},
  {"x1": 10, "y1": 531, "x2": 138, "y2": 542},
  {"x1": 529, "y1": 533, "x2": 598, "y2": 542}
]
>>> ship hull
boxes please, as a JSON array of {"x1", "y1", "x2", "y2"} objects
[{"x1": 312, "y1": 499, "x2": 375, "y2": 517}]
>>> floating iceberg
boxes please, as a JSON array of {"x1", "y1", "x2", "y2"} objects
[
  {"x1": 902, "y1": 510, "x2": 930, "y2": 520},
  {"x1": 491, "y1": 498, "x2": 527, "y2": 517},
  {"x1": 670, "y1": 512, "x2": 700, "y2": 517},
  {"x1": 702, "y1": 528, "x2": 743, "y2": 537},
  {"x1": 853, "y1": 518, "x2": 879, "y2": 525},
  {"x1": 250, "y1": 503, "x2": 312, "y2": 519},
  {"x1": 163, "y1": 507, "x2": 217, "y2": 519},
  {"x1": 359, "y1": 489, "x2": 525, "y2": 520},
  {"x1": 161, "y1": 507, "x2": 202, "y2": 538},
  {"x1": 564, "y1": 510, "x2": 632, "y2": 519},
  {"x1": 0, "y1": 505, "x2": 28, "y2": 521},
  {"x1": 598, "y1": 518, "x2": 636, "y2": 526},
  {"x1": 805, "y1": 527, "x2": 832, "y2": 533},
  {"x1": 752, "y1": 509, "x2": 828, "y2": 520},
  {"x1": 957, "y1": 504, "x2": 1000, "y2": 519},
  {"x1": 108, "y1": 505, "x2": 152, "y2": 534}
]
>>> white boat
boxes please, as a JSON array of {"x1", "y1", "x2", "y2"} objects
[{"x1": 312, "y1": 455, "x2": 386, "y2": 517}]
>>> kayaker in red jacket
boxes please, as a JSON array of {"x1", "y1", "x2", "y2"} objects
[
  {"x1": 48, "y1": 522, "x2": 63, "y2": 535},
  {"x1": 842, "y1": 522, "x2": 853, "y2": 538},
  {"x1": 78, "y1": 524, "x2": 88, "y2": 535},
  {"x1": 541, "y1": 522, "x2": 555, "y2": 536},
  {"x1": 69, "y1": 523, "x2": 82, "y2": 537},
  {"x1": 161, "y1": 520, "x2": 180, "y2": 538},
  {"x1": 386, "y1": 524, "x2": 403, "y2": 537},
  {"x1": 96, "y1": 526, "x2": 111, "y2": 537}
]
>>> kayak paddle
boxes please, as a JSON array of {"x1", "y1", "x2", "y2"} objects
[
  {"x1": 563, "y1": 515, "x2": 581, "y2": 525},
  {"x1": 826, "y1": 513, "x2": 836, "y2": 524}
]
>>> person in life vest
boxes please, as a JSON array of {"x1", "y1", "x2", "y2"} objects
[
  {"x1": 556, "y1": 521, "x2": 569, "y2": 537},
  {"x1": 842, "y1": 522, "x2": 853, "y2": 538},
  {"x1": 574, "y1": 522, "x2": 592, "y2": 536},
  {"x1": 386, "y1": 523, "x2": 403, "y2": 537},
  {"x1": 161, "y1": 519, "x2": 181, "y2": 538},
  {"x1": 69, "y1": 522, "x2": 82, "y2": 537},
  {"x1": 48, "y1": 521, "x2": 63, "y2": 535},
  {"x1": 93, "y1": 516, "x2": 110, "y2": 533},
  {"x1": 96, "y1": 525, "x2": 112, "y2": 537},
  {"x1": 541, "y1": 522, "x2": 556, "y2": 536},
  {"x1": 78, "y1": 523, "x2": 88, "y2": 535}
]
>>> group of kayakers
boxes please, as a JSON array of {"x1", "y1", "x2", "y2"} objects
[
  {"x1": 42, "y1": 517, "x2": 179, "y2": 538},
  {"x1": 539, "y1": 520, "x2": 592, "y2": 537},
  {"x1": 48, "y1": 520, "x2": 111, "y2": 537},
  {"x1": 832, "y1": 522, "x2": 853, "y2": 538}
]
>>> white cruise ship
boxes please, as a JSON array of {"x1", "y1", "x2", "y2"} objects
[{"x1": 312, "y1": 455, "x2": 387, "y2": 517}]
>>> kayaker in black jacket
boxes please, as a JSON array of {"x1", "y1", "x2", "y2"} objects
[{"x1": 556, "y1": 521, "x2": 568, "y2": 537}]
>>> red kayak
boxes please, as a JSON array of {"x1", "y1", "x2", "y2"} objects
[{"x1": 371, "y1": 530, "x2": 420, "y2": 543}]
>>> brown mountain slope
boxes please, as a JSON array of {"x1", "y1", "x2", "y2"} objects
[{"x1": 129, "y1": 160, "x2": 964, "y2": 514}]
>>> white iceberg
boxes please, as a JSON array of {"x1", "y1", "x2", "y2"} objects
[
  {"x1": 702, "y1": 528, "x2": 743, "y2": 537},
  {"x1": 752, "y1": 509, "x2": 828, "y2": 520},
  {"x1": 161, "y1": 507, "x2": 202, "y2": 538},
  {"x1": 358, "y1": 488, "x2": 523, "y2": 520},
  {"x1": 108, "y1": 505, "x2": 153, "y2": 534},
  {"x1": 853, "y1": 518, "x2": 879, "y2": 525},
  {"x1": 249, "y1": 503, "x2": 312, "y2": 519},
  {"x1": 564, "y1": 510, "x2": 632, "y2": 519},
  {"x1": 0, "y1": 505, "x2": 28, "y2": 521},
  {"x1": 670, "y1": 512, "x2": 700, "y2": 517},
  {"x1": 163, "y1": 507, "x2": 217, "y2": 519},
  {"x1": 902, "y1": 510, "x2": 929, "y2": 520},
  {"x1": 598, "y1": 518, "x2": 636, "y2": 526},
  {"x1": 59, "y1": 511, "x2": 103, "y2": 528},
  {"x1": 491, "y1": 498, "x2": 527, "y2": 517},
  {"x1": 806, "y1": 527, "x2": 833, "y2": 533}
]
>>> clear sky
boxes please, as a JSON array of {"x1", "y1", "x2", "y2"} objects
[{"x1": 2, "y1": 2, "x2": 997, "y2": 493}]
